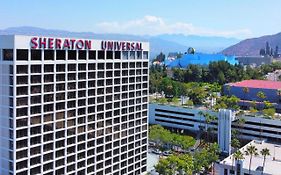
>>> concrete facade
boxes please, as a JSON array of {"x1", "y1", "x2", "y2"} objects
[
  {"x1": 236, "y1": 56, "x2": 273, "y2": 66},
  {"x1": 149, "y1": 103, "x2": 281, "y2": 142},
  {"x1": 218, "y1": 109, "x2": 234, "y2": 155},
  {"x1": 0, "y1": 35, "x2": 149, "y2": 175}
]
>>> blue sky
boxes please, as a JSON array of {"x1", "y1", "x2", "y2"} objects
[{"x1": 1, "y1": 0, "x2": 281, "y2": 39}]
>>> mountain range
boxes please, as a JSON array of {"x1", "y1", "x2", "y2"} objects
[
  {"x1": 222, "y1": 32, "x2": 281, "y2": 56},
  {"x1": 0, "y1": 26, "x2": 240, "y2": 58}
]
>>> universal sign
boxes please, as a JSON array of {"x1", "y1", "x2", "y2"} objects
[
  {"x1": 101, "y1": 41, "x2": 143, "y2": 51},
  {"x1": 30, "y1": 37, "x2": 92, "y2": 50}
]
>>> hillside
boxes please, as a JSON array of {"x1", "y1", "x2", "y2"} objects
[
  {"x1": 222, "y1": 32, "x2": 281, "y2": 56},
  {"x1": 0, "y1": 26, "x2": 240, "y2": 58}
]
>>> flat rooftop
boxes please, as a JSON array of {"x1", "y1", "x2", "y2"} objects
[
  {"x1": 228, "y1": 80, "x2": 281, "y2": 90},
  {"x1": 220, "y1": 140, "x2": 281, "y2": 174}
]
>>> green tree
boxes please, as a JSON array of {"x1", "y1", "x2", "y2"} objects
[
  {"x1": 231, "y1": 138, "x2": 240, "y2": 152},
  {"x1": 154, "y1": 52, "x2": 165, "y2": 62},
  {"x1": 264, "y1": 101, "x2": 273, "y2": 109},
  {"x1": 186, "y1": 83, "x2": 207, "y2": 105},
  {"x1": 262, "y1": 108, "x2": 275, "y2": 118},
  {"x1": 157, "y1": 97, "x2": 168, "y2": 104},
  {"x1": 193, "y1": 143, "x2": 220, "y2": 173},
  {"x1": 149, "y1": 125, "x2": 195, "y2": 151},
  {"x1": 171, "y1": 97, "x2": 179, "y2": 105},
  {"x1": 237, "y1": 117, "x2": 246, "y2": 139},
  {"x1": 173, "y1": 68, "x2": 185, "y2": 82},
  {"x1": 214, "y1": 95, "x2": 240, "y2": 111},
  {"x1": 260, "y1": 148, "x2": 270, "y2": 175},
  {"x1": 232, "y1": 150, "x2": 244, "y2": 173},
  {"x1": 245, "y1": 145, "x2": 259, "y2": 175},
  {"x1": 217, "y1": 71, "x2": 226, "y2": 84},
  {"x1": 230, "y1": 138, "x2": 241, "y2": 173},
  {"x1": 198, "y1": 112, "x2": 217, "y2": 143},
  {"x1": 155, "y1": 154, "x2": 193, "y2": 175},
  {"x1": 149, "y1": 125, "x2": 171, "y2": 147},
  {"x1": 242, "y1": 87, "x2": 249, "y2": 108},
  {"x1": 184, "y1": 100, "x2": 194, "y2": 107},
  {"x1": 257, "y1": 91, "x2": 266, "y2": 110}
]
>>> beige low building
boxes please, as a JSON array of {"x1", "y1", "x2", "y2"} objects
[{"x1": 215, "y1": 140, "x2": 281, "y2": 175}]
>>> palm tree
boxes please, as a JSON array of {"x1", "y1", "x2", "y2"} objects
[
  {"x1": 242, "y1": 87, "x2": 249, "y2": 109},
  {"x1": 257, "y1": 91, "x2": 266, "y2": 110},
  {"x1": 230, "y1": 139, "x2": 241, "y2": 174},
  {"x1": 233, "y1": 150, "x2": 244, "y2": 173},
  {"x1": 198, "y1": 111, "x2": 217, "y2": 144},
  {"x1": 245, "y1": 145, "x2": 259, "y2": 175},
  {"x1": 225, "y1": 85, "x2": 231, "y2": 96},
  {"x1": 198, "y1": 111, "x2": 205, "y2": 144},
  {"x1": 203, "y1": 113, "x2": 217, "y2": 143},
  {"x1": 277, "y1": 89, "x2": 281, "y2": 103},
  {"x1": 231, "y1": 138, "x2": 240, "y2": 153},
  {"x1": 260, "y1": 148, "x2": 270, "y2": 175},
  {"x1": 237, "y1": 117, "x2": 246, "y2": 139}
]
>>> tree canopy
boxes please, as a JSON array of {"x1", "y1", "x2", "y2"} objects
[
  {"x1": 149, "y1": 125, "x2": 195, "y2": 150},
  {"x1": 155, "y1": 154, "x2": 194, "y2": 175}
]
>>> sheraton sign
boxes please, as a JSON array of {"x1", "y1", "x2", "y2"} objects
[
  {"x1": 31, "y1": 37, "x2": 91, "y2": 50},
  {"x1": 30, "y1": 37, "x2": 143, "y2": 51}
]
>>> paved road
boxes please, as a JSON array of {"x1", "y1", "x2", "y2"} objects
[{"x1": 147, "y1": 151, "x2": 160, "y2": 172}]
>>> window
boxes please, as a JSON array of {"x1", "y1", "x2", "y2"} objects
[
  {"x1": 122, "y1": 51, "x2": 128, "y2": 60},
  {"x1": 56, "y1": 64, "x2": 65, "y2": 72},
  {"x1": 68, "y1": 50, "x2": 76, "y2": 60},
  {"x1": 17, "y1": 65, "x2": 28, "y2": 74},
  {"x1": 44, "y1": 65, "x2": 54, "y2": 72},
  {"x1": 31, "y1": 65, "x2": 41, "y2": 73},
  {"x1": 56, "y1": 50, "x2": 66, "y2": 60},
  {"x1": 224, "y1": 169, "x2": 228, "y2": 175},
  {"x1": 143, "y1": 51, "x2": 148, "y2": 59},
  {"x1": 44, "y1": 50, "x2": 54, "y2": 60},
  {"x1": 17, "y1": 49, "x2": 28, "y2": 61},
  {"x1": 3, "y1": 49, "x2": 13, "y2": 61},
  {"x1": 89, "y1": 50, "x2": 96, "y2": 60},
  {"x1": 78, "y1": 50, "x2": 86, "y2": 60},
  {"x1": 98, "y1": 51, "x2": 105, "y2": 60},
  {"x1": 115, "y1": 51, "x2": 121, "y2": 59},
  {"x1": 129, "y1": 51, "x2": 135, "y2": 59},
  {"x1": 31, "y1": 50, "x2": 41, "y2": 60},
  {"x1": 137, "y1": 51, "x2": 142, "y2": 59},
  {"x1": 106, "y1": 51, "x2": 113, "y2": 59}
]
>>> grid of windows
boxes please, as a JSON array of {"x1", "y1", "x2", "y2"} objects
[{"x1": 12, "y1": 48, "x2": 149, "y2": 175}]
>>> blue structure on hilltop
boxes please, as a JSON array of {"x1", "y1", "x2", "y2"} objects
[{"x1": 165, "y1": 53, "x2": 238, "y2": 68}]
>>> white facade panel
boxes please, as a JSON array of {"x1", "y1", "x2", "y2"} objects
[{"x1": 0, "y1": 35, "x2": 149, "y2": 175}]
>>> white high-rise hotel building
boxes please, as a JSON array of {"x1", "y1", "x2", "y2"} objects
[{"x1": 0, "y1": 35, "x2": 149, "y2": 175}]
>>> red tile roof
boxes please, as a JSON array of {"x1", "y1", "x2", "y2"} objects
[{"x1": 229, "y1": 80, "x2": 281, "y2": 90}]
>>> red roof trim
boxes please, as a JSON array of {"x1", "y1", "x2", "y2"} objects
[{"x1": 229, "y1": 80, "x2": 281, "y2": 90}]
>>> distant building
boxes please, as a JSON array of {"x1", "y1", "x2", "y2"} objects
[
  {"x1": 164, "y1": 52, "x2": 238, "y2": 68},
  {"x1": 215, "y1": 140, "x2": 281, "y2": 175},
  {"x1": 149, "y1": 103, "x2": 281, "y2": 142},
  {"x1": 265, "y1": 69, "x2": 281, "y2": 81},
  {"x1": 236, "y1": 56, "x2": 273, "y2": 66},
  {"x1": 224, "y1": 80, "x2": 281, "y2": 112}
]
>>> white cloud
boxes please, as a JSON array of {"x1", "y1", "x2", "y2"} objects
[{"x1": 95, "y1": 15, "x2": 252, "y2": 38}]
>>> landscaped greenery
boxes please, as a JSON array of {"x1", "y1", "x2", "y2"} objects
[
  {"x1": 155, "y1": 154, "x2": 194, "y2": 175},
  {"x1": 149, "y1": 125, "x2": 195, "y2": 150},
  {"x1": 155, "y1": 143, "x2": 220, "y2": 175}
]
